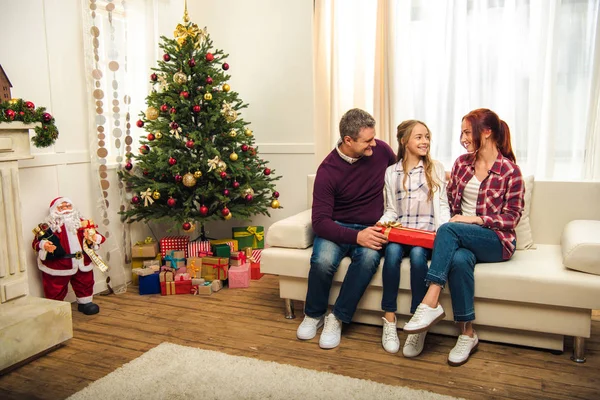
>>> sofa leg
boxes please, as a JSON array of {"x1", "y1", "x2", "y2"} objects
[
  {"x1": 284, "y1": 298, "x2": 296, "y2": 319},
  {"x1": 571, "y1": 337, "x2": 586, "y2": 363}
]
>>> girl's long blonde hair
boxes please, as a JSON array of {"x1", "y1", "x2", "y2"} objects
[{"x1": 396, "y1": 120, "x2": 439, "y2": 202}]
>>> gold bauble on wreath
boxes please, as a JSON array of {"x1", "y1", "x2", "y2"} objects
[
  {"x1": 152, "y1": 191, "x2": 161, "y2": 200},
  {"x1": 146, "y1": 107, "x2": 159, "y2": 121},
  {"x1": 271, "y1": 199, "x2": 280, "y2": 209},
  {"x1": 194, "y1": 170, "x2": 202, "y2": 179},
  {"x1": 244, "y1": 128, "x2": 253, "y2": 137},
  {"x1": 242, "y1": 187, "x2": 255, "y2": 197},
  {"x1": 204, "y1": 93, "x2": 213, "y2": 101},
  {"x1": 173, "y1": 71, "x2": 187, "y2": 85},
  {"x1": 155, "y1": 132, "x2": 163, "y2": 139},
  {"x1": 182, "y1": 172, "x2": 197, "y2": 187}
]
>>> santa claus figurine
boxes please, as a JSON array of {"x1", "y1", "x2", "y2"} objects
[{"x1": 32, "y1": 197, "x2": 105, "y2": 315}]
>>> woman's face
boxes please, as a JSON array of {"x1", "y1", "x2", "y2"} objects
[{"x1": 460, "y1": 119, "x2": 475, "y2": 153}]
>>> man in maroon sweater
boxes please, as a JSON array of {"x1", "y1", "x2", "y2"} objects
[{"x1": 297, "y1": 108, "x2": 396, "y2": 349}]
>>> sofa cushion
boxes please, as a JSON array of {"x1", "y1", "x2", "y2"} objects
[
  {"x1": 515, "y1": 175, "x2": 534, "y2": 250},
  {"x1": 561, "y1": 220, "x2": 600, "y2": 275},
  {"x1": 265, "y1": 209, "x2": 314, "y2": 249}
]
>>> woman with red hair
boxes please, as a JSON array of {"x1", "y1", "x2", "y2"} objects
[{"x1": 402, "y1": 108, "x2": 525, "y2": 366}]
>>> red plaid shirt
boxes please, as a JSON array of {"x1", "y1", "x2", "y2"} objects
[{"x1": 447, "y1": 152, "x2": 525, "y2": 259}]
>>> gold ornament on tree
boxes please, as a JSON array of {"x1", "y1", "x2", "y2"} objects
[
  {"x1": 194, "y1": 170, "x2": 202, "y2": 179},
  {"x1": 224, "y1": 212, "x2": 232, "y2": 221},
  {"x1": 146, "y1": 107, "x2": 159, "y2": 120},
  {"x1": 173, "y1": 71, "x2": 187, "y2": 85},
  {"x1": 228, "y1": 129, "x2": 238, "y2": 138},
  {"x1": 242, "y1": 187, "x2": 255, "y2": 197},
  {"x1": 155, "y1": 132, "x2": 163, "y2": 139},
  {"x1": 182, "y1": 172, "x2": 197, "y2": 187},
  {"x1": 220, "y1": 101, "x2": 237, "y2": 123},
  {"x1": 152, "y1": 191, "x2": 161, "y2": 200},
  {"x1": 222, "y1": 84, "x2": 231, "y2": 92},
  {"x1": 207, "y1": 156, "x2": 220, "y2": 172},
  {"x1": 229, "y1": 152, "x2": 238, "y2": 161},
  {"x1": 217, "y1": 160, "x2": 227, "y2": 172},
  {"x1": 271, "y1": 199, "x2": 280, "y2": 209},
  {"x1": 183, "y1": 222, "x2": 196, "y2": 233},
  {"x1": 204, "y1": 93, "x2": 212, "y2": 101},
  {"x1": 174, "y1": 1, "x2": 207, "y2": 48},
  {"x1": 140, "y1": 188, "x2": 155, "y2": 207},
  {"x1": 244, "y1": 128, "x2": 253, "y2": 137}
]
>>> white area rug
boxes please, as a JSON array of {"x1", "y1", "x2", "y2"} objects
[{"x1": 68, "y1": 342, "x2": 460, "y2": 400}]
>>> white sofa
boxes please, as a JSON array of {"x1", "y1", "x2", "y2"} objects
[{"x1": 262, "y1": 175, "x2": 600, "y2": 361}]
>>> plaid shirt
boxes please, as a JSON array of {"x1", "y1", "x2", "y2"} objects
[{"x1": 447, "y1": 152, "x2": 525, "y2": 259}]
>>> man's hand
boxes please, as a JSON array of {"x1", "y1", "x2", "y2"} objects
[
  {"x1": 43, "y1": 242, "x2": 57, "y2": 253},
  {"x1": 357, "y1": 226, "x2": 388, "y2": 250},
  {"x1": 449, "y1": 215, "x2": 483, "y2": 225}
]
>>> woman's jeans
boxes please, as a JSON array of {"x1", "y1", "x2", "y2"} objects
[
  {"x1": 426, "y1": 222, "x2": 506, "y2": 322},
  {"x1": 381, "y1": 243, "x2": 431, "y2": 314},
  {"x1": 304, "y1": 223, "x2": 381, "y2": 324}
]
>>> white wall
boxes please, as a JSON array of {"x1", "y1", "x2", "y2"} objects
[{"x1": 0, "y1": 0, "x2": 315, "y2": 296}]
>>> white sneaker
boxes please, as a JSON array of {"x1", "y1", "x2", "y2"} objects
[
  {"x1": 381, "y1": 317, "x2": 400, "y2": 354},
  {"x1": 403, "y1": 332, "x2": 427, "y2": 358},
  {"x1": 296, "y1": 315, "x2": 324, "y2": 340},
  {"x1": 319, "y1": 313, "x2": 342, "y2": 349},
  {"x1": 448, "y1": 332, "x2": 479, "y2": 366},
  {"x1": 403, "y1": 303, "x2": 445, "y2": 334}
]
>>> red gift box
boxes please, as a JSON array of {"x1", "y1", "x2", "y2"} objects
[
  {"x1": 160, "y1": 236, "x2": 190, "y2": 258},
  {"x1": 249, "y1": 249, "x2": 264, "y2": 280},
  {"x1": 379, "y1": 226, "x2": 436, "y2": 249},
  {"x1": 188, "y1": 240, "x2": 211, "y2": 257},
  {"x1": 160, "y1": 279, "x2": 193, "y2": 295}
]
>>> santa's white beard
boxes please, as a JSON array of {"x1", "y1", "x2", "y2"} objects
[{"x1": 46, "y1": 209, "x2": 82, "y2": 233}]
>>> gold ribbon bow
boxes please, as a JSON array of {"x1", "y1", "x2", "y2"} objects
[
  {"x1": 380, "y1": 221, "x2": 402, "y2": 228},
  {"x1": 233, "y1": 226, "x2": 264, "y2": 248},
  {"x1": 140, "y1": 188, "x2": 154, "y2": 207},
  {"x1": 135, "y1": 236, "x2": 155, "y2": 246},
  {"x1": 207, "y1": 156, "x2": 220, "y2": 172},
  {"x1": 174, "y1": 23, "x2": 207, "y2": 48}
]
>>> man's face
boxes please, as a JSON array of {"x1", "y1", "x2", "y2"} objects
[
  {"x1": 56, "y1": 202, "x2": 73, "y2": 215},
  {"x1": 345, "y1": 127, "x2": 377, "y2": 158}
]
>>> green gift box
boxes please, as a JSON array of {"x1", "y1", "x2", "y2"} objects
[
  {"x1": 232, "y1": 226, "x2": 264, "y2": 249},
  {"x1": 212, "y1": 243, "x2": 231, "y2": 258}
]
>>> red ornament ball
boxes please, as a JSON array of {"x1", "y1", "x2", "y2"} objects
[
  {"x1": 180, "y1": 91, "x2": 189, "y2": 99},
  {"x1": 5, "y1": 109, "x2": 15, "y2": 120},
  {"x1": 264, "y1": 168, "x2": 271, "y2": 176},
  {"x1": 199, "y1": 205, "x2": 209, "y2": 216},
  {"x1": 42, "y1": 113, "x2": 52, "y2": 122},
  {"x1": 150, "y1": 73, "x2": 158, "y2": 81},
  {"x1": 241, "y1": 144, "x2": 249, "y2": 152},
  {"x1": 232, "y1": 181, "x2": 240, "y2": 189},
  {"x1": 147, "y1": 133, "x2": 155, "y2": 141},
  {"x1": 139, "y1": 145, "x2": 149, "y2": 154},
  {"x1": 131, "y1": 196, "x2": 140, "y2": 204},
  {"x1": 169, "y1": 107, "x2": 177, "y2": 114},
  {"x1": 163, "y1": 53, "x2": 171, "y2": 61},
  {"x1": 168, "y1": 157, "x2": 177, "y2": 166},
  {"x1": 205, "y1": 53, "x2": 214, "y2": 62},
  {"x1": 206, "y1": 76, "x2": 213, "y2": 85},
  {"x1": 25, "y1": 101, "x2": 35, "y2": 109},
  {"x1": 188, "y1": 58, "x2": 196, "y2": 67},
  {"x1": 273, "y1": 191, "x2": 280, "y2": 199},
  {"x1": 182, "y1": 222, "x2": 191, "y2": 231},
  {"x1": 143, "y1": 169, "x2": 149, "y2": 176},
  {"x1": 160, "y1": 104, "x2": 168, "y2": 112},
  {"x1": 222, "y1": 63, "x2": 229, "y2": 70},
  {"x1": 19, "y1": 111, "x2": 24, "y2": 116},
  {"x1": 219, "y1": 171, "x2": 227, "y2": 179},
  {"x1": 174, "y1": 174, "x2": 183, "y2": 182},
  {"x1": 192, "y1": 105, "x2": 201, "y2": 113},
  {"x1": 136, "y1": 119, "x2": 144, "y2": 128},
  {"x1": 223, "y1": 189, "x2": 230, "y2": 197},
  {"x1": 245, "y1": 194, "x2": 253, "y2": 202},
  {"x1": 167, "y1": 197, "x2": 177, "y2": 207},
  {"x1": 124, "y1": 162, "x2": 133, "y2": 171},
  {"x1": 221, "y1": 207, "x2": 230, "y2": 217},
  {"x1": 185, "y1": 140, "x2": 194, "y2": 148},
  {"x1": 170, "y1": 122, "x2": 179, "y2": 129}
]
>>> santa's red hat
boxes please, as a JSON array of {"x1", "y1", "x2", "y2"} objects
[{"x1": 49, "y1": 197, "x2": 73, "y2": 213}]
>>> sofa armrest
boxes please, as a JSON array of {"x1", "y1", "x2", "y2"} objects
[
  {"x1": 561, "y1": 219, "x2": 600, "y2": 275},
  {"x1": 265, "y1": 209, "x2": 314, "y2": 249}
]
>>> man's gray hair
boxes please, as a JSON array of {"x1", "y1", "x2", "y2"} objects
[{"x1": 339, "y1": 108, "x2": 376, "y2": 140}]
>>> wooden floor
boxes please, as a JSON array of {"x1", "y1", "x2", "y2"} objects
[{"x1": 1, "y1": 274, "x2": 599, "y2": 400}]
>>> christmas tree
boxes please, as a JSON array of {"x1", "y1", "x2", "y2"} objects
[{"x1": 119, "y1": 7, "x2": 281, "y2": 233}]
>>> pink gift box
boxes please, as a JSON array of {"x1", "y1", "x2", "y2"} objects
[{"x1": 228, "y1": 264, "x2": 250, "y2": 288}]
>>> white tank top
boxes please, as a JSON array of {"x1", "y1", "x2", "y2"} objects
[{"x1": 461, "y1": 176, "x2": 480, "y2": 216}]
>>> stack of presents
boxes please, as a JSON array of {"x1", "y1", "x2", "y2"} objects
[{"x1": 131, "y1": 226, "x2": 265, "y2": 296}]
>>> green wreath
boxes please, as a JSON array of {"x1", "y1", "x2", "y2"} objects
[{"x1": 0, "y1": 98, "x2": 59, "y2": 148}]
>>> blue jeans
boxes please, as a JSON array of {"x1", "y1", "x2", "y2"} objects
[
  {"x1": 426, "y1": 222, "x2": 506, "y2": 322},
  {"x1": 381, "y1": 243, "x2": 431, "y2": 314},
  {"x1": 305, "y1": 223, "x2": 381, "y2": 323}
]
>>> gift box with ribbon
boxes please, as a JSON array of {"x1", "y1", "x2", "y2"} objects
[
  {"x1": 188, "y1": 239, "x2": 211, "y2": 257},
  {"x1": 139, "y1": 272, "x2": 161, "y2": 295},
  {"x1": 379, "y1": 223, "x2": 436, "y2": 249},
  {"x1": 201, "y1": 256, "x2": 229, "y2": 280},
  {"x1": 132, "y1": 237, "x2": 159, "y2": 258},
  {"x1": 164, "y1": 250, "x2": 185, "y2": 270},
  {"x1": 249, "y1": 249, "x2": 264, "y2": 280},
  {"x1": 232, "y1": 226, "x2": 264, "y2": 249},
  {"x1": 228, "y1": 263, "x2": 250, "y2": 288},
  {"x1": 209, "y1": 238, "x2": 238, "y2": 252},
  {"x1": 159, "y1": 270, "x2": 174, "y2": 283},
  {"x1": 132, "y1": 253, "x2": 162, "y2": 285},
  {"x1": 211, "y1": 243, "x2": 231, "y2": 258},
  {"x1": 160, "y1": 236, "x2": 190, "y2": 258},
  {"x1": 161, "y1": 278, "x2": 193, "y2": 296}
]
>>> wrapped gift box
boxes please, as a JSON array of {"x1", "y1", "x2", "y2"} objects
[
  {"x1": 249, "y1": 249, "x2": 264, "y2": 280},
  {"x1": 160, "y1": 279, "x2": 193, "y2": 296},
  {"x1": 229, "y1": 264, "x2": 250, "y2": 288},
  {"x1": 139, "y1": 272, "x2": 161, "y2": 295},
  {"x1": 211, "y1": 280, "x2": 223, "y2": 292},
  {"x1": 211, "y1": 243, "x2": 231, "y2": 258},
  {"x1": 132, "y1": 253, "x2": 162, "y2": 285},
  {"x1": 132, "y1": 268, "x2": 156, "y2": 277},
  {"x1": 188, "y1": 239, "x2": 211, "y2": 257},
  {"x1": 160, "y1": 236, "x2": 190, "y2": 258},
  {"x1": 196, "y1": 282, "x2": 212, "y2": 295},
  {"x1": 209, "y1": 238, "x2": 238, "y2": 252},
  {"x1": 232, "y1": 226, "x2": 264, "y2": 249},
  {"x1": 192, "y1": 278, "x2": 205, "y2": 286},
  {"x1": 159, "y1": 270, "x2": 175, "y2": 283},
  {"x1": 132, "y1": 237, "x2": 159, "y2": 258},
  {"x1": 201, "y1": 257, "x2": 229, "y2": 280},
  {"x1": 164, "y1": 250, "x2": 185, "y2": 270},
  {"x1": 379, "y1": 226, "x2": 436, "y2": 249}
]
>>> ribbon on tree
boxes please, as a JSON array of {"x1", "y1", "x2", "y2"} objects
[
  {"x1": 174, "y1": 22, "x2": 207, "y2": 48},
  {"x1": 140, "y1": 188, "x2": 154, "y2": 207},
  {"x1": 233, "y1": 226, "x2": 264, "y2": 248},
  {"x1": 207, "y1": 156, "x2": 220, "y2": 172}
]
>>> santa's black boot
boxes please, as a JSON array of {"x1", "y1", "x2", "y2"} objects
[{"x1": 77, "y1": 302, "x2": 100, "y2": 315}]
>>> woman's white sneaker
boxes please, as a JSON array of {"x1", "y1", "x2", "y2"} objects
[
  {"x1": 319, "y1": 313, "x2": 342, "y2": 349},
  {"x1": 381, "y1": 317, "x2": 400, "y2": 354},
  {"x1": 403, "y1": 332, "x2": 427, "y2": 358},
  {"x1": 403, "y1": 303, "x2": 445, "y2": 333},
  {"x1": 448, "y1": 332, "x2": 479, "y2": 366},
  {"x1": 296, "y1": 315, "x2": 324, "y2": 340}
]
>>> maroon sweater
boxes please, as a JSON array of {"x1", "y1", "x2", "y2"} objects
[{"x1": 312, "y1": 139, "x2": 396, "y2": 244}]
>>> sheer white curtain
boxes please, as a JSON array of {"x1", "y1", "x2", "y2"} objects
[{"x1": 314, "y1": 0, "x2": 600, "y2": 180}]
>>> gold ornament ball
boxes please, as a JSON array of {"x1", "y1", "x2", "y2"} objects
[
  {"x1": 152, "y1": 191, "x2": 161, "y2": 200},
  {"x1": 228, "y1": 129, "x2": 238, "y2": 138},
  {"x1": 223, "y1": 84, "x2": 231, "y2": 92},
  {"x1": 155, "y1": 132, "x2": 163, "y2": 139},
  {"x1": 9, "y1": 98, "x2": 19, "y2": 105},
  {"x1": 271, "y1": 199, "x2": 280, "y2": 209},
  {"x1": 224, "y1": 212, "x2": 233, "y2": 221},
  {"x1": 204, "y1": 93, "x2": 213, "y2": 101},
  {"x1": 224, "y1": 110, "x2": 237, "y2": 123},
  {"x1": 242, "y1": 187, "x2": 255, "y2": 197},
  {"x1": 194, "y1": 170, "x2": 202, "y2": 179},
  {"x1": 182, "y1": 172, "x2": 197, "y2": 187},
  {"x1": 244, "y1": 128, "x2": 253, "y2": 137},
  {"x1": 146, "y1": 107, "x2": 159, "y2": 121},
  {"x1": 229, "y1": 152, "x2": 238, "y2": 161},
  {"x1": 217, "y1": 160, "x2": 227, "y2": 172},
  {"x1": 173, "y1": 72, "x2": 187, "y2": 85}
]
